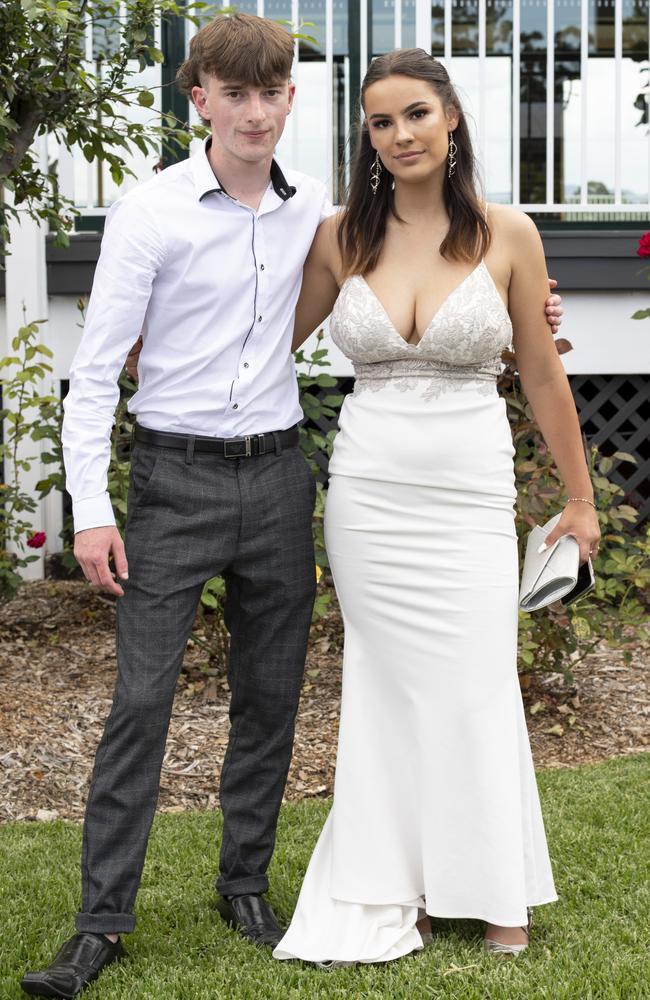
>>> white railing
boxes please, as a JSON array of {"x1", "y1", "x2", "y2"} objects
[
  {"x1": 65, "y1": 0, "x2": 649, "y2": 219},
  {"x1": 419, "y1": 0, "x2": 649, "y2": 215}
]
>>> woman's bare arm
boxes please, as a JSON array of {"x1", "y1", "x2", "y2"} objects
[
  {"x1": 292, "y1": 215, "x2": 342, "y2": 351},
  {"x1": 505, "y1": 208, "x2": 600, "y2": 561}
]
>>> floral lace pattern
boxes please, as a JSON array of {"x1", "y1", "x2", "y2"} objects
[
  {"x1": 352, "y1": 359, "x2": 499, "y2": 401},
  {"x1": 330, "y1": 261, "x2": 512, "y2": 399}
]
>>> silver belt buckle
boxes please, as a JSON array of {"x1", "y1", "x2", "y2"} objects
[
  {"x1": 223, "y1": 433, "x2": 267, "y2": 458},
  {"x1": 223, "y1": 437, "x2": 248, "y2": 458}
]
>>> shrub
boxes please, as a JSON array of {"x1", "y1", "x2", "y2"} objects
[
  {"x1": 0, "y1": 317, "x2": 57, "y2": 602},
  {"x1": 499, "y1": 366, "x2": 649, "y2": 683},
  {"x1": 12, "y1": 328, "x2": 646, "y2": 683}
]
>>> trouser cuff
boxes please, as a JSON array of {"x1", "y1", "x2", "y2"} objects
[
  {"x1": 216, "y1": 874, "x2": 269, "y2": 898},
  {"x1": 76, "y1": 912, "x2": 136, "y2": 934}
]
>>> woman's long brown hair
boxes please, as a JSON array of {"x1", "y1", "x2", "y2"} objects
[{"x1": 337, "y1": 48, "x2": 490, "y2": 277}]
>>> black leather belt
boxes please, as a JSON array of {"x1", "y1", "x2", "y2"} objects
[{"x1": 134, "y1": 423, "x2": 299, "y2": 458}]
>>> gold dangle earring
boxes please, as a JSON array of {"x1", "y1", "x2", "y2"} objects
[
  {"x1": 448, "y1": 131, "x2": 457, "y2": 178},
  {"x1": 370, "y1": 151, "x2": 382, "y2": 195}
]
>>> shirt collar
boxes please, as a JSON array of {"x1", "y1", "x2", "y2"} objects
[{"x1": 193, "y1": 137, "x2": 296, "y2": 203}]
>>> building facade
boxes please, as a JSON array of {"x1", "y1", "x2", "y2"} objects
[{"x1": 1, "y1": 0, "x2": 649, "y2": 574}]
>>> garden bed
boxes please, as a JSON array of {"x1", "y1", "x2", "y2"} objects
[{"x1": 0, "y1": 580, "x2": 648, "y2": 823}]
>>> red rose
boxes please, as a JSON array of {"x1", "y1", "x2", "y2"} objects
[
  {"x1": 637, "y1": 232, "x2": 650, "y2": 258},
  {"x1": 27, "y1": 531, "x2": 47, "y2": 549}
]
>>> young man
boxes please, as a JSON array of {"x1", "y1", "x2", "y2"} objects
[
  {"x1": 22, "y1": 14, "x2": 323, "y2": 999},
  {"x1": 21, "y1": 13, "x2": 563, "y2": 997}
]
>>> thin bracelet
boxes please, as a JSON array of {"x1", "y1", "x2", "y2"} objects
[{"x1": 567, "y1": 496, "x2": 596, "y2": 509}]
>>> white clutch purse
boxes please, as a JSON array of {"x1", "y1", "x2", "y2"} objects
[{"x1": 519, "y1": 512, "x2": 595, "y2": 612}]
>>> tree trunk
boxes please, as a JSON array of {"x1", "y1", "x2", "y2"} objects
[{"x1": 0, "y1": 107, "x2": 44, "y2": 180}]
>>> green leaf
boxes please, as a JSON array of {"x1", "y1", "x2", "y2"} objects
[
  {"x1": 110, "y1": 162, "x2": 124, "y2": 185},
  {"x1": 132, "y1": 134, "x2": 150, "y2": 156},
  {"x1": 137, "y1": 90, "x2": 155, "y2": 108},
  {"x1": 631, "y1": 308, "x2": 650, "y2": 320}
]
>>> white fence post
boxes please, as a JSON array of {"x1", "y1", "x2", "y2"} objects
[
  {"x1": 415, "y1": 0, "x2": 430, "y2": 52},
  {"x1": 3, "y1": 135, "x2": 59, "y2": 580}
]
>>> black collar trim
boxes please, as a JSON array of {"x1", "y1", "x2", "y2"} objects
[{"x1": 270, "y1": 160, "x2": 296, "y2": 201}]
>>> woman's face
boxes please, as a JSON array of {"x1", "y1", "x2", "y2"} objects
[{"x1": 363, "y1": 74, "x2": 458, "y2": 185}]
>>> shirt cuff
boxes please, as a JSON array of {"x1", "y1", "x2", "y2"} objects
[{"x1": 72, "y1": 493, "x2": 117, "y2": 534}]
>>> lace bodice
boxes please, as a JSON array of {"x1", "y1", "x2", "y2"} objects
[{"x1": 330, "y1": 261, "x2": 512, "y2": 400}]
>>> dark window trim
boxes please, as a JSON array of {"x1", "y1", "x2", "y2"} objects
[{"x1": 160, "y1": 4, "x2": 190, "y2": 169}]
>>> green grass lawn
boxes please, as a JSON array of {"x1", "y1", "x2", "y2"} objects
[{"x1": 2, "y1": 754, "x2": 649, "y2": 1000}]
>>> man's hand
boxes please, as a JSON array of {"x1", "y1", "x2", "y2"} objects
[
  {"x1": 545, "y1": 279, "x2": 563, "y2": 336},
  {"x1": 74, "y1": 526, "x2": 129, "y2": 597},
  {"x1": 125, "y1": 336, "x2": 143, "y2": 383}
]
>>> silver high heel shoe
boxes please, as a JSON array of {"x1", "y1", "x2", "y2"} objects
[{"x1": 483, "y1": 907, "x2": 533, "y2": 957}]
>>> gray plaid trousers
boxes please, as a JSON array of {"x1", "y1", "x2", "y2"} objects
[{"x1": 75, "y1": 438, "x2": 316, "y2": 934}]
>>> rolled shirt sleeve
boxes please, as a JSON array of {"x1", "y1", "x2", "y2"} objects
[{"x1": 62, "y1": 195, "x2": 166, "y2": 533}]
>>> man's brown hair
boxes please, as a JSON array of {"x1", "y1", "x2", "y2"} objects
[{"x1": 176, "y1": 12, "x2": 294, "y2": 98}]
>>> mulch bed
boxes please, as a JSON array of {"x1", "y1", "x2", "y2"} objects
[{"x1": 0, "y1": 581, "x2": 648, "y2": 823}]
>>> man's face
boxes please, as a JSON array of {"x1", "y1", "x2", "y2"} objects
[{"x1": 191, "y1": 76, "x2": 295, "y2": 165}]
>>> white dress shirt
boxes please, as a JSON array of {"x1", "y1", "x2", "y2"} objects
[{"x1": 62, "y1": 140, "x2": 332, "y2": 532}]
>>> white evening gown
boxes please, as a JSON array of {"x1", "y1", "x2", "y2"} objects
[{"x1": 274, "y1": 261, "x2": 558, "y2": 965}]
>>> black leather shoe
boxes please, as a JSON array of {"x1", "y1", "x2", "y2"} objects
[
  {"x1": 21, "y1": 933, "x2": 125, "y2": 998},
  {"x1": 216, "y1": 893, "x2": 284, "y2": 948}
]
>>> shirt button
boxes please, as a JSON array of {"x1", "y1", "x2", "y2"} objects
[
  {"x1": 260, "y1": 264, "x2": 265, "y2": 270},
  {"x1": 232, "y1": 403, "x2": 239, "y2": 409},
  {"x1": 258, "y1": 315, "x2": 262, "y2": 322},
  {"x1": 243, "y1": 362, "x2": 249, "y2": 368}
]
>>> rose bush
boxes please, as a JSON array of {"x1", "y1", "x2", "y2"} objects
[
  {"x1": 0, "y1": 318, "x2": 58, "y2": 602},
  {"x1": 637, "y1": 232, "x2": 650, "y2": 258},
  {"x1": 632, "y1": 231, "x2": 650, "y2": 322}
]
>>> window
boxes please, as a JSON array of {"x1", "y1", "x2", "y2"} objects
[{"x1": 54, "y1": 1, "x2": 650, "y2": 227}]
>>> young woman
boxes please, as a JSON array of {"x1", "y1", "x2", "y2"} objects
[{"x1": 274, "y1": 48, "x2": 599, "y2": 965}]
